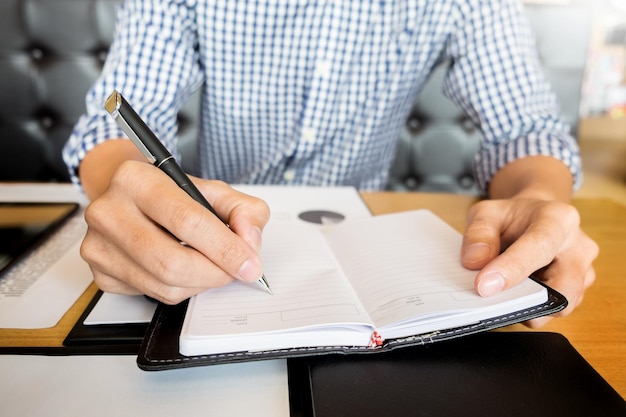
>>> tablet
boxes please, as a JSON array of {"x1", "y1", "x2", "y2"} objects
[{"x1": 0, "y1": 202, "x2": 80, "y2": 277}]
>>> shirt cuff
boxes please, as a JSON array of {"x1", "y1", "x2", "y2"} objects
[{"x1": 473, "y1": 132, "x2": 582, "y2": 196}]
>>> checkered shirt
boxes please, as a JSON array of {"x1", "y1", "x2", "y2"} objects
[{"x1": 63, "y1": 0, "x2": 581, "y2": 192}]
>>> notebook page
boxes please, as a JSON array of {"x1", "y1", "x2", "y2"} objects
[
  {"x1": 181, "y1": 220, "x2": 373, "y2": 348},
  {"x1": 323, "y1": 210, "x2": 547, "y2": 334}
]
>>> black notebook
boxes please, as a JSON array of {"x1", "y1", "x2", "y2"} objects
[
  {"x1": 288, "y1": 332, "x2": 625, "y2": 417},
  {"x1": 136, "y1": 209, "x2": 567, "y2": 371}
]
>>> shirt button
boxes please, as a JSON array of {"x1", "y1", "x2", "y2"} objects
[
  {"x1": 283, "y1": 169, "x2": 296, "y2": 182},
  {"x1": 302, "y1": 127, "x2": 317, "y2": 144},
  {"x1": 314, "y1": 60, "x2": 331, "y2": 78}
]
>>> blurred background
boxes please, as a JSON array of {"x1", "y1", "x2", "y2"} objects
[{"x1": 535, "y1": 0, "x2": 626, "y2": 204}]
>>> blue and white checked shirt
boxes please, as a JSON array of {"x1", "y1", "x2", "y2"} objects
[{"x1": 63, "y1": 0, "x2": 581, "y2": 192}]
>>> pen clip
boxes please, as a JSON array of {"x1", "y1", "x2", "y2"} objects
[{"x1": 104, "y1": 90, "x2": 157, "y2": 164}]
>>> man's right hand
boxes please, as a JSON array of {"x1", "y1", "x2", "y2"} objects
[{"x1": 79, "y1": 154, "x2": 270, "y2": 305}]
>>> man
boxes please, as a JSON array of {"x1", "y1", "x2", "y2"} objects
[{"x1": 63, "y1": 0, "x2": 598, "y2": 327}]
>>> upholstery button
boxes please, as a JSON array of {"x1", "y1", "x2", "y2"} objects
[
  {"x1": 98, "y1": 50, "x2": 108, "y2": 62},
  {"x1": 404, "y1": 177, "x2": 419, "y2": 189},
  {"x1": 31, "y1": 48, "x2": 44, "y2": 60},
  {"x1": 458, "y1": 175, "x2": 474, "y2": 189},
  {"x1": 40, "y1": 116, "x2": 53, "y2": 129},
  {"x1": 460, "y1": 118, "x2": 475, "y2": 133},
  {"x1": 406, "y1": 117, "x2": 420, "y2": 133}
]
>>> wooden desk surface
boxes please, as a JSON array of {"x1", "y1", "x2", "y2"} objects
[{"x1": 1, "y1": 192, "x2": 624, "y2": 397}]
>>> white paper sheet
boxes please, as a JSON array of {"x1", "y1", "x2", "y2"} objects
[
  {"x1": 0, "y1": 355, "x2": 289, "y2": 417},
  {"x1": 85, "y1": 293, "x2": 157, "y2": 324}
]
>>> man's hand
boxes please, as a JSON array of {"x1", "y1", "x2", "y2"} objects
[
  {"x1": 80, "y1": 160, "x2": 270, "y2": 305},
  {"x1": 461, "y1": 198, "x2": 598, "y2": 327},
  {"x1": 461, "y1": 155, "x2": 599, "y2": 327}
]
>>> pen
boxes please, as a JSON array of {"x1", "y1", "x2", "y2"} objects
[{"x1": 104, "y1": 90, "x2": 272, "y2": 295}]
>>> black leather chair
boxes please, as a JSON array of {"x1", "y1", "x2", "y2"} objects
[{"x1": 0, "y1": 0, "x2": 591, "y2": 193}]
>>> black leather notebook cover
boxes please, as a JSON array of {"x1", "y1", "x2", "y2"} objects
[
  {"x1": 136, "y1": 283, "x2": 567, "y2": 371},
  {"x1": 288, "y1": 332, "x2": 625, "y2": 417}
]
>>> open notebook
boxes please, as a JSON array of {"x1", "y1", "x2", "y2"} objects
[
  {"x1": 137, "y1": 187, "x2": 566, "y2": 370},
  {"x1": 180, "y1": 209, "x2": 549, "y2": 355}
]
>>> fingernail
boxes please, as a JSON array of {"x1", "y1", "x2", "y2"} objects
[
  {"x1": 478, "y1": 272, "x2": 506, "y2": 297},
  {"x1": 463, "y1": 242, "x2": 491, "y2": 263},
  {"x1": 238, "y1": 258, "x2": 263, "y2": 282}
]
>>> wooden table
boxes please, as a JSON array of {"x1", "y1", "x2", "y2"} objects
[{"x1": 1, "y1": 192, "x2": 625, "y2": 397}]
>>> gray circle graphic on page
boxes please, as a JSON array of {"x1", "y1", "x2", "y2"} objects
[{"x1": 298, "y1": 210, "x2": 346, "y2": 225}]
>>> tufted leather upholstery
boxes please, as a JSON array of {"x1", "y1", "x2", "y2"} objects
[
  {"x1": 0, "y1": 0, "x2": 198, "y2": 183},
  {"x1": 0, "y1": 0, "x2": 591, "y2": 193},
  {"x1": 0, "y1": 0, "x2": 115, "y2": 182}
]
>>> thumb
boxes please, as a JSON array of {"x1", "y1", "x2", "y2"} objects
[{"x1": 461, "y1": 204, "x2": 502, "y2": 271}]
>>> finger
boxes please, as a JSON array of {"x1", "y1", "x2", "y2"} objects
[
  {"x1": 475, "y1": 203, "x2": 580, "y2": 297},
  {"x1": 83, "y1": 186, "x2": 235, "y2": 291},
  {"x1": 115, "y1": 163, "x2": 264, "y2": 283},
  {"x1": 196, "y1": 180, "x2": 270, "y2": 253},
  {"x1": 461, "y1": 201, "x2": 503, "y2": 270},
  {"x1": 531, "y1": 232, "x2": 598, "y2": 311},
  {"x1": 523, "y1": 265, "x2": 595, "y2": 329},
  {"x1": 82, "y1": 224, "x2": 225, "y2": 304},
  {"x1": 93, "y1": 268, "x2": 210, "y2": 305},
  {"x1": 524, "y1": 315, "x2": 553, "y2": 328},
  {"x1": 90, "y1": 269, "x2": 143, "y2": 296}
]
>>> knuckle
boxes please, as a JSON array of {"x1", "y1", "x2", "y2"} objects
[
  {"x1": 92, "y1": 272, "x2": 140, "y2": 295},
  {"x1": 83, "y1": 200, "x2": 107, "y2": 228},
  {"x1": 92, "y1": 274, "x2": 118, "y2": 293},
  {"x1": 79, "y1": 237, "x2": 97, "y2": 264},
  {"x1": 92, "y1": 273, "x2": 112, "y2": 292},
  {"x1": 541, "y1": 202, "x2": 580, "y2": 229},
  {"x1": 251, "y1": 198, "x2": 271, "y2": 218},
  {"x1": 170, "y1": 204, "x2": 205, "y2": 238},
  {"x1": 587, "y1": 238, "x2": 600, "y2": 260},
  {"x1": 533, "y1": 234, "x2": 554, "y2": 259},
  {"x1": 584, "y1": 268, "x2": 597, "y2": 289},
  {"x1": 157, "y1": 287, "x2": 189, "y2": 305},
  {"x1": 154, "y1": 252, "x2": 187, "y2": 287},
  {"x1": 110, "y1": 160, "x2": 140, "y2": 187},
  {"x1": 466, "y1": 200, "x2": 491, "y2": 219}
]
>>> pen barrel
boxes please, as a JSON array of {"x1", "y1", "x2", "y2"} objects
[
  {"x1": 158, "y1": 158, "x2": 222, "y2": 221},
  {"x1": 117, "y1": 96, "x2": 171, "y2": 163}
]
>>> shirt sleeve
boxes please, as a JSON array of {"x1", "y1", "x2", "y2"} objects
[
  {"x1": 441, "y1": 0, "x2": 581, "y2": 195},
  {"x1": 62, "y1": 0, "x2": 204, "y2": 188}
]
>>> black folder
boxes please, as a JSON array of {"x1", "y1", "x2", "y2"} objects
[{"x1": 288, "y1": 332, "x2": 625, "y2": 417}]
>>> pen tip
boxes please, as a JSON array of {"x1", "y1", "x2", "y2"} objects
[{"x1": 258, "y1": 274, "x2": 273, "y2": 295}]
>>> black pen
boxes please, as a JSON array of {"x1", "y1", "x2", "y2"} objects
[{"x1": 104, "y1": 90, "x2": 272, "y2": 295}]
